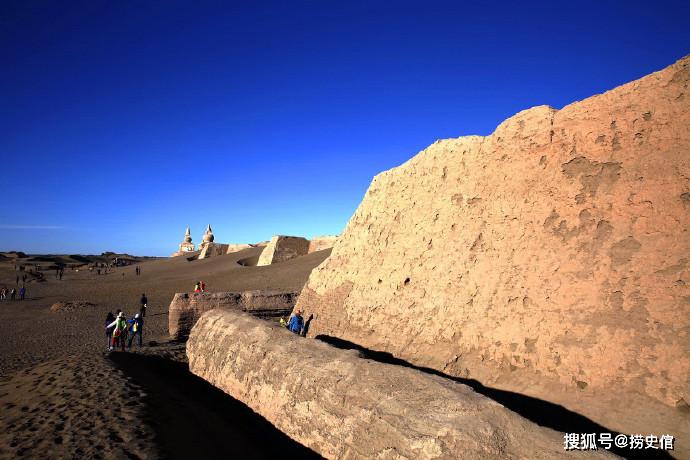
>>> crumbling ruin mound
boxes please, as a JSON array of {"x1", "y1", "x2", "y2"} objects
[
  {"x1": 168, "y1": 290, "x2": 298, "y2": 340},
  {"x1": 308, "y1": 235, "x2": 338, "y2": 253},
  {"x1": 50, "y1": 301, "x2": 97, "y2": 313},
  {"x1": 257, "y1": 236, "x2": 310, "y2": 266},
  {"x1": 236, "y1": 254, "x2": 260, "y2": 267}
]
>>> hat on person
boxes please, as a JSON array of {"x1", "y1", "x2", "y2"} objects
[
  {"x1": 134, "y1": 313, "x2": 140, "y2": 318},
  {"x1": 117, "y1": 312, "x2": 123, "y2": 318}
]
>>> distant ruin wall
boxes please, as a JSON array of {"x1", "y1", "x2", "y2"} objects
[
  {"x1": 295, "y1": 57, "x2": 690, "y2": 441},
  {"x1": 225, "y1": 244, "x2": 252, "y2": 254},
  {"x1": 168, "y1": 290, "x2": 297, "y2": 340},
  {"x1": 308, "y1": 235, "x2": 338, "y2": 253},
  {"x1": 257, "y1": 236, "x2": 310, "y2": 266},
  {"x1": 198, "y1": 243, "x2": 229, "y2": 259},
  {"x1": 187, "y1": 309, "x2": 608, "y2": 459}
]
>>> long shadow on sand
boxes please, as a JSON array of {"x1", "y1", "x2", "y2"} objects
[
  {"x1": 316, "y1": 335, "x2": 673, "y2": 460},
  {"x1": 109, "y1": 351, "x2": 322, "y2": 460}
]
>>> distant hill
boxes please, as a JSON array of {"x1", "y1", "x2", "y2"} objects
[{"x1": 0, "y1": 252, "x2": 160, "y2": 268}]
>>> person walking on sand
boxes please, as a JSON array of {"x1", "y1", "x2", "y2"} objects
[
  {"x1": 139, "y1": 293, "x2": 147, "y2": 317},
  {"x1": 9, "y1": 288, "x2": 16, "y2": 301},
  {"x1": 0, "y1": 287, "x2": 6, "y2": 300},
  {"x1": 127, "y1": 313, "x2": 144, "y2": 348},
  {"x1": 19, "y1": 286, "x2": 25, "y2": 301},
  {"x1": 201, "y1": 281, "x2": 206, "y2": 292},
  {"x1": 104, "y1": 312, "x2": 115, "y2": 349},
  {"x1": 194, "y1": 282, "x2": 201, "y2": 294},
  {"x1": 107, "y1": 312, "x2": 128, "y2": 351}
]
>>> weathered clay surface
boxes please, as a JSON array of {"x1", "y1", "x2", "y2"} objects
[
  {"x1": 168, "y1": 290, "x2": 297, "y2": 339},
  {"x1": 296, "y1": 57, "x2": 690, "y2": 446},
  {"x1": 225, "y1": 243, "x2": 253, "y2": 254},
  {"x1": 308, "y1": 235, "x2": 338, "y2": 253},
  {"x1": 198, "y1": 242, "x2": 230, "y2": 259},
  {"x1": 258, "y1": 235, "x2": 310, "y2": 266},
  {"x1": 188, "y1": 309, "x2": 612, "y2": 459}
]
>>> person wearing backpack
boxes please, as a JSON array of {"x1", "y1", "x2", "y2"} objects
[
  {"x1": 107, "y1": 312, "x2": 128, "y2": 351},
  {"x1": 288, "y1": 310, "x2": 305, "y2": 335},
  {"x1": 127, "y1": 313, "x2": 144, "y2": 348}
]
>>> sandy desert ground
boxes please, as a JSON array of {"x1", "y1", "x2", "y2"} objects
[{"x1": 0, "y1": 248, "x2": 329, "y2": 459}]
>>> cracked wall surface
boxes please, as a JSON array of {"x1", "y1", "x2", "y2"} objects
[{"x1": 295, "y1": 57, "x2": 690, "y2": 445}]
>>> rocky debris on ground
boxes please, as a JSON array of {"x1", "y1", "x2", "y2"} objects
[{"x1": 49, "y1": 301, "x2": 97, "y2": 313}]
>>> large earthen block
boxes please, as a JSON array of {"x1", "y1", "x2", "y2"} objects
[
  {"x1": 258, "y1": 235, "x2": 310, "y2": 266},
  {"x1": 168, "y1": 290, "x2": 297, "y2": 340},
  {"x1": 187, "y1": 309, "x2": 612, "y2": 459},
  {"x1": 308, "y1": 235, "x2": 338, "y2": 253},
  {"x1": 198, "y1": 243, "x2": 230, "y2": 259},
  {"x1": 295, "y1": 57, "x2": 690, "y2": 451},
  {"x1": 225, "y1": 243, "x2": 252, "y2": 254}
]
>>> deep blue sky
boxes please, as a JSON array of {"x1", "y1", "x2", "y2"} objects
[{"x1": 1, "y1": 1, "x2": 689, "y2": 255}]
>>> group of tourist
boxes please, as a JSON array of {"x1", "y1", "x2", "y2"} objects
[
  {"x1": 135, "y1": 265, "x2": 142, "y2": 276},
  {"x1": 0, "y1": 286, "x2": 25, "y2": 301},
  {"x1": 103, "y1": 293, "x2": 149, "y2": 351},
  {"x1": 92, "y1": 262, "x2": 113, "y2": 275},
  {"x1": 105, "y1": 309, "x2": 145, "y2": 351},
  {"x1": 193, "y1": 281, "x2": 206, "y2": 293}
]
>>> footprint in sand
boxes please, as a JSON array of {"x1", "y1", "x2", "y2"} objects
[{"x1": 107, "y1": 432, "x2": 123, "y2": 443}]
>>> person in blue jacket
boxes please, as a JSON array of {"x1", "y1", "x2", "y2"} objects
[
  {"x1": 127, "y1": 313, "x2": 144, "y2": 348},
  {"x1": 287, "y1": 310, "x2": 304, "y2": 335}
]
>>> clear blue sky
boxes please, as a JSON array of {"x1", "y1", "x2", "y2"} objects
[{"x1": 1, "y1": 0, "x2": 689, "y2": 255}]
